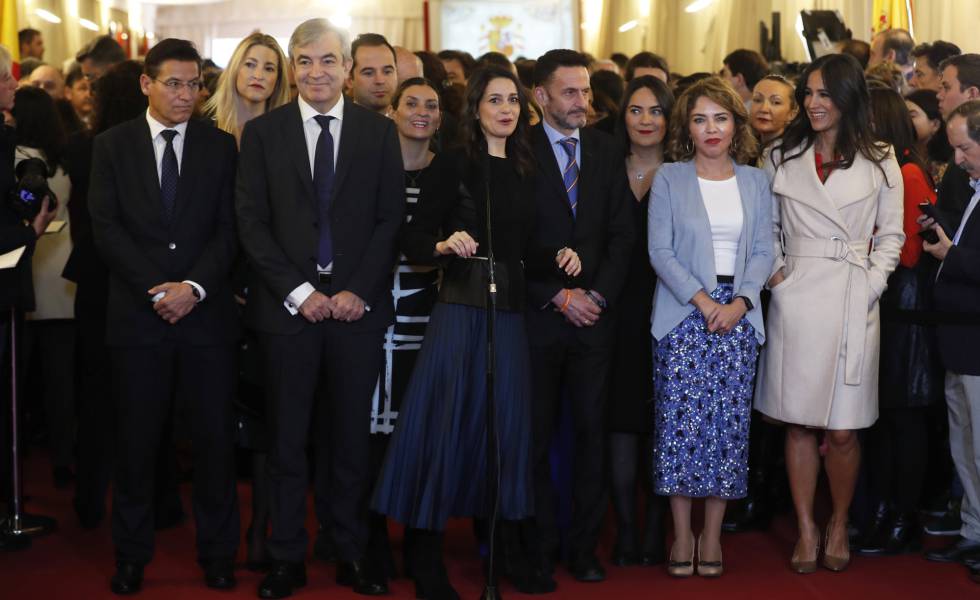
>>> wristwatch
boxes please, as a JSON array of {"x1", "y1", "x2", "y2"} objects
[{"x1": 735, "y1": 295, "x2": 753, "y2": 311}]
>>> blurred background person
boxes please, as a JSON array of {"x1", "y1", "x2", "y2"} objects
[
  {"x1": 589, "y1": 69, "x2": 624, "y2": 134},
  {"x1": 869, "y1": 28, "x2": 915, "y2": 90},
  {"x1": 14, "y1": 85, "x2": 75, "y2": 489},
  {"x1": 906, "y1": 88, "x2": 953, "y2": 183},
  {"x1": 721, "y1": 49, "x2": 769, "y2": 111},
  {"x1": 606, "y1": 74, "x2": 673, "y2": 568},
  {"x1": 840, "y1": 39, "x2": 871, "y2": 70},
  {"x1": 64, "y1": 63, "x2": 93, "y2": 131},
  {"x1": 349, "y1": 33, "x2": 398, "y2": 117},
  {"x1": 911, "y1": 41, "x2": 962, "y2": 92},
  {"x1": 624, "y1": 51, "x2": 669, "y2": 83},
  {"x1": 437, "y1": 49, "x2": 474, "y2": 86},
  {"x1": 749, "y1": 74, "x2": 798, "y2": 147},
  {"x1": 857, "y1": 86, "x2": 941, "y2": 557},
  {"x1": 75, "y1": 35, "x2": 126, "y2": 82},
  {"x1": 394, "y1": 46, "x2": 423, "y2": 84},
  {"x1": 27, "y1": 64, "x2": 65, "y2": 99},
  {"x1": 18, "y1": 28, "x2": 44, "y2": 61}
]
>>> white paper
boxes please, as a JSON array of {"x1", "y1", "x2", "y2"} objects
[
  {"x1": 0, "y1": 246, "x2": 26, "y2": 270},
  {"x1": 45, "y1": 220, "x2": 66, "y2": 234}
]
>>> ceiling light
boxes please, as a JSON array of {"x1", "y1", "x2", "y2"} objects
[
  {"x1": 685, "y1": 0, "x2": 715, "y2": 13},
  {"x1": 329, "y1": 14, "x2": 352, "y2": 29},
  {"x1": 618, "y1": 20, "x2": 638, "y2": 33},
  {"x1": 35, "y1": 9, "x2": 62, "y2": 24},
  {"x1": 79, "y1": 18, "x2": 99, "y2": 31}
]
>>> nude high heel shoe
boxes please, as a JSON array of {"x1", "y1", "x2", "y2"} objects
[
  {"x1": 696, "y1": 534, "x2": 723, "y2": 577},
  {"x1": 667, "y1": 535, "x2": 695, "y2": 578}
]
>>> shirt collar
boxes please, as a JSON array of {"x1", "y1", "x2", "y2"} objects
[
  {"x1": 542, "y1": 118, "x2": 579, "y2": 146},
  {"x1": 298, "y1": 93, "x2": 345, "y2": 125},
  {"x1": 970, "y1": 177, "x2": 980, "y2": 192},
  {"x1": 145, "y1": 109, "x2": 188, "y2": 140}
]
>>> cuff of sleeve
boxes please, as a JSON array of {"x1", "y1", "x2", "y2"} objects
[
  {"x1": 284, "y1": 282, "x2": 315, "y2": 316},
  {"x1": 182, "y1": 280, "x2": 206, "y2": 303}
]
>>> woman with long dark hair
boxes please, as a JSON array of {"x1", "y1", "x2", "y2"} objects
[
  {"x1": 905, "y1": 88, "x2": 953, "y2": 183},
  {"x1": 857, "y1": 87, "x2": 943, "y2": 557},
  {"x1": 373, "y1": 66, "x2": 579, "y2": 598},
  {"x1": 649, "y1": 76, "x2": 773, "y2": 578},
  {"x1": 755, "y1": 53, "x2": 905, "y2": 573},
  {"x1": 607, "y1": 74, "x2": 673, "y2": 567}
]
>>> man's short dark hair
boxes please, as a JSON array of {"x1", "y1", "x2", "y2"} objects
[
  {"x1": 65, "y1": 63, "x2": 85, "y2": 87},
  {"x1": 476, "y1": 51, "x2": 512, "y2": 71},
  {"x1": 437, "y1": 50, "x2": 476, "y2": 78},
  {"x1": 533, "y1": 49, "x2": 589, "y2": 86},
  {"x1": 949, "y1": 99, "x2": 980, "y2": 144},
  {"x1": 18, "y1": 28, "x2": 40, "y2": 48},
  {"x1": 610, "y1": 52, "x2": 629, "y2": 71},
  {"x1": 624, "y1": 51, "x2": 669, "y2": 82},
  {"x1": 940, "y1": 53, "x2": 980, "y2": 93},
  {"x1": 723, "y1": 49, "x2": 769, "y2": 90},
  {"x1": 911, "y1": 41, "x2": 962, "y2": 72},
  {"x1": 76, "y1": 35, "x2": 126, "y2": 67},
  {"x1": 877, "y1": 28, "x2": 915, "y2": 66},
  {"x1": 840, "y1": 39, "x2": 871, "y2": 70},
  {"x1": 351, "y1": 33, "x2": 395, "y2": 70},
  {"x1": 143, "y1": 38, "x2": 202, "y2": 80}
]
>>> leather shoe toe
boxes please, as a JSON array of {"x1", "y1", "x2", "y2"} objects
[
  {"x1": 258, "y1": 562, "x2": 306, "y2": 599},
  {"x1": 204, "y1": 559, "x2": 236, "y2": 590},
  {"x1": 569, "y1": 555, "x2": 606, "y2": 582},
  {"x1": 337, "y1": 560, "x2": 388, "y2": 596},
  {"x1": 925, "y1": 537, "x2": 980, "y2": 564},
  {"x1": 110, "y1": 562, "x2": 143, "y2": 595}
]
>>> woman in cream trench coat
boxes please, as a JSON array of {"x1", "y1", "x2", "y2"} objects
[{"x1": 754, "y1": 54, "x2": 904, "y2": 575}]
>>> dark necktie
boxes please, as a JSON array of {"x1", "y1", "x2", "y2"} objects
[
  {"x1": 559, "y1": 137, "x2": 578, "y2": 217},
  {"x1": 313, "y1": 115, "x2": 335, "y2": 267},
  {"x1": 160, "y1": 129, "x2": 179, "y2": 223}
]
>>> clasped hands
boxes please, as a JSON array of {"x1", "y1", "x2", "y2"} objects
[
  {"x1": 692, "y1": 290, "x2": 747, "y2": 334},
  {"x1": 148, "y1": 282, "x2": 197, "y2": 324},
  {"x1": 299, "y1": 290, "x2": 365, "y2": 323},
  {"x1": 434, "y1": 231, "x2": 584, "y2": 279}
]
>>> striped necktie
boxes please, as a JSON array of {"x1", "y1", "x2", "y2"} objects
[{"x1": 558, "y1": 137, "x2": 578, "y2": 217}]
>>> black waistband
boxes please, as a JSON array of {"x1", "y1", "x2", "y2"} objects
[{"x1": 717, "y1": 275, "x2": 735, "y2": 284}]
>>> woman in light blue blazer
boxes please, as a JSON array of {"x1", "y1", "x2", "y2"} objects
[{"x1": 648, "y1": 76, "x2": 774, "y2": 578}]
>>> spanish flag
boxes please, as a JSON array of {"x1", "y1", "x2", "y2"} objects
[
  {"x1": 0, "y1": 0, "x2": 17, "y2": 59},
  {"x1": 872, "y1": 0, "x2": 913, "y2": 36}
]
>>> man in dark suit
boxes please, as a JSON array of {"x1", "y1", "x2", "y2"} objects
[
  {"x1": 236, "y1": 18, "x2": 403, "y2": 599},
  {"x1": 921, "y1": 100, "x2": 980, "y2": 579},
  {"x1": 524, "y1": 49, "x2": 634, "y2": 589},
  {"x1": 88, "y1": 39, "x2": 241, "y2": 594}
]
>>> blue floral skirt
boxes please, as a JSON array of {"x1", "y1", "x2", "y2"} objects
[{"x1": 653, "y1": 284, "x2": 759, "y2": 499}]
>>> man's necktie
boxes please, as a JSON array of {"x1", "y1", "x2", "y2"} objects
[
  {"x1": 313, "y1": 115, "x2": 335, "y2": 267},
  {"x1": 160, "y1": 129, "x2": 179, "y2": 223},
  {"x1": 559, "y1": 137, "x2": 578, "y2": 217}
]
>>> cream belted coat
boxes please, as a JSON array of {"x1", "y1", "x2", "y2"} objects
[{"x1": 755, "y1": 143, "x2": 904, "y2": 430}]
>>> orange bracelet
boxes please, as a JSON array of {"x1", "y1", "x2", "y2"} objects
[{"x1": 559, "y1": 290, "x2": 572, "y2": 312}]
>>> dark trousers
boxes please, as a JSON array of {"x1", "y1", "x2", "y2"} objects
[
  {"x1": 263, "y1": 322, "x2": 384, "y2": 562},
  {"x1": 868, "y1": 406, "x2": 930, "y2": 513},
  {"x1": 110, "y1": 341, "x2": 239, "y2": 565},
  {"x1": 24, "y1": 319, "x2": 76, "y2": 469},
  {"x1": 529, "y1": 330, "x2": 611, "y2": 561}
]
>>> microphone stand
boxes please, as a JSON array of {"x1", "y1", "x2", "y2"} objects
[
  {"x1": 480, "y1": 151, "x2": 502, "y2": 600},
  {"x1": 1, "y1": 306, "x2": 57, "y2": 551}
]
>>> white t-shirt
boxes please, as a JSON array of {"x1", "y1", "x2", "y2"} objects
[{"x1": 697, "y1": 176, "x2": 743, "y2": 277}]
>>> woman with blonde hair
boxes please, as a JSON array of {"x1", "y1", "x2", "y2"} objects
[
  {"x1": 648, "y1": 76, "x2": 774, "y2": 577},
  {"x1": 204, "y1": 32, "x2": 290, "y2": 144}
]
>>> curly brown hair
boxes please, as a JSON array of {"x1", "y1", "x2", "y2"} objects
[{"x1": 667, "y1": 75, "x2": 758, "y2": 165}]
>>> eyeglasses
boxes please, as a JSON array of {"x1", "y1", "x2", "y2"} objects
[{"x1": 153, "y1": 78, "x2": 202, "y2": 93}]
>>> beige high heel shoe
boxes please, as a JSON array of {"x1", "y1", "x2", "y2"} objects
[
  {"x1": 696, "y1": 534, "x2": 723, "y2": 577},
  {"x1": 667, "y1": 535, "x2": 695, "y2": 578},
  {"x1": 822, "y1": 525, "x2": 851, "y2": 572}
]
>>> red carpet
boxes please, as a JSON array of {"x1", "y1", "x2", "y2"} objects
[{"x1": 1, "y1": 453, "x2": 976, "y2": 599}]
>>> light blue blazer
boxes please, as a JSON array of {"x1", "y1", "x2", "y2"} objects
[{"x1": 647, "y1": 160, "x2": 774, "y2": 344}]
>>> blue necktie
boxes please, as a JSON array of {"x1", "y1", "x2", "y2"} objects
[
  {"x1": 313, "y1": 115, "x2": 335, "y2": 267},
  {"x1": 160, "y1": 129, "x2": 179, "y2": 223},
  {"x1": 559, "y1": 137, "x2": 578, "y2": 217}
]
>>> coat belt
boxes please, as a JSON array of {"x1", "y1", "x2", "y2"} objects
[{"x1": 782, "y1": 236, "x2": 872, "y2": 386}]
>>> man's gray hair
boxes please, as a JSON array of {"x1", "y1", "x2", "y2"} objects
[
  {"x1": 288, "y1": 18, "x2": 350, "y2": 62},
  {"x1": 0, "y1": 45, "x2": 12, "y2": 77}
]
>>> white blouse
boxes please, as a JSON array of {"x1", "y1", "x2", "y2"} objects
[{"x1": 697, "y1": 175, "x2": 743, "y2": 277}]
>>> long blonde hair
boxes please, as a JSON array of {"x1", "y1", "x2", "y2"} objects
[{"x1": 205, "y1": 32, "x2": 290, "y2": 142}]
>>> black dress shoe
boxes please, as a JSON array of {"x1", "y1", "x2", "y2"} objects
[
  {"x1": 337, "y1": 560, "x2": 388, "y2": 596},
  {"x1": 110, "y1": 562, "x2": 144, "y2": 595},
  {"x1": 858, "y1": 512, "x2": 921, "y2": 556},
  {"x1": 204, "y1": 559, "x2": 236, "y2": 590},
  {"x1": 924, "y1": 501, "x2": 962, "y2": 536},
  {"x1": 258, "y1": 562, "x2": 306, "y2": 599},
  {"x1": 569, "y1": 555, "x2": 606, "y2": 583},
  {"x1": 970, "y1": 563, "x2": 980, "y2": 584},
  {"x1": 925, "y1": 537, "x2": 980, "y2": 563}
]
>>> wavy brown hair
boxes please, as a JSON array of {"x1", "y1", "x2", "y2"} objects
[{"x1": 667, "y1": 75, "x2": 758, "y2": 164}]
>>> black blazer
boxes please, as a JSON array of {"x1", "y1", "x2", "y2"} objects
[
  {"x1": 934, "y1": 199, "x2": 980, "y2": 376},
  {"x1": 236, "y1": 99, "x2": 404, "y2": 335},
  {"x1": 88, "y1": 116, "x2": 241, "y2": 346},
  {"x1": 525, "y1": 123, "x2": 634, "y2": 344}
]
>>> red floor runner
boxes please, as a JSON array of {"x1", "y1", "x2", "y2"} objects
[{"x1": 1, "y1": 454, "x2": 977, "y2": 599}]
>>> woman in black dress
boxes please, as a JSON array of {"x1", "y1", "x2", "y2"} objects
[
  {"x1": 607, "y1": 75, "x2": 673, "y2": 567},
  {"x1": 373, "y1": 67, "x2": 580, "y2": 599}
]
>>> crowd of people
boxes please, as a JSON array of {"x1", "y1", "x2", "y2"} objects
[{"x1": 1, "y1": 17, "x2": 980, "y2": 599}]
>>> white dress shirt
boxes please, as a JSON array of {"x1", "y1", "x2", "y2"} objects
[
  {"x1": 285, "y1": 95, "x2": 346, "y2": 315},
  {"x1": 145, "y1": 110, "x2": 205, "y2": 302}
]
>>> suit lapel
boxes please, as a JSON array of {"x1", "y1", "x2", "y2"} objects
[
  {"x1": 532, "y1": 124, "x2": 573, "y2": 217},
  {"x1": 332, "y1": 101, "x2": 361, "y2": 202},
  {"x1": 576, "y1": 130, "x2": 597, "y2": 222},
  {"x1": 283, "y1": 102, "x2": 316, "y2": 205},
  {"x1": 172, "y1": 120, "x2": 201, "y2": 225},
  {"x1": 135, "y1": 119, "x2": 163, "y2": 222}
]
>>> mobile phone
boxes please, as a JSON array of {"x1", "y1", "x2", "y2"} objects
[
  {"x1": 918, "y1": 201, "x2": 952, "y2": 238},
  {"x1": 917, "y1": 228, "x2": 939, "y2": 244}
]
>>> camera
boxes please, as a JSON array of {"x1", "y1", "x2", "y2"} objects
[{"x1": 8, "y1": 157, "x2": 56, "y2": 221}]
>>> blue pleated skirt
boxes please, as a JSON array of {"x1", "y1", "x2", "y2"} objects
[
  {"x1": 371, "y1": 302, "x2": 533, "y2": 530},
  {"x1": 653, "y1": 284, "x2": 759, "y2": 499}
]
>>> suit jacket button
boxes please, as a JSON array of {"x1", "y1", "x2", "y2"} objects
[{"x1": 168, "y1": 242, "x2": 176, "y2": 250}]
